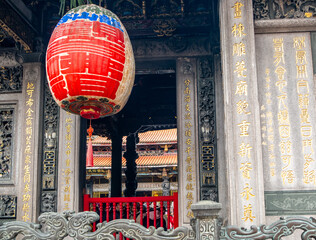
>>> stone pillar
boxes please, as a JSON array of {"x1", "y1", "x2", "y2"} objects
[
  {"x1": 220, "y1": 0, "x2": 265, "y2": 226},
  {"x1": 57, "y1": 111, "x2": 81, "y2": 212},
  {"x1": 176, "y1": 57, "x2": 199, "y2": 226},
  {"x1": 191, "y1": 201, "x2": 222, "y2": 240},
  {"x1": 111, "y1": 135, "x2": 122, "y2": 197},
  {"x1": 124, "y1": 133, "x2": 138, "y2": 197},
  {"x1": 18, "y1": 56, "x2": 44, "y2": 222}
]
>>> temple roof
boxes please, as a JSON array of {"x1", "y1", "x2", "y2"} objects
[
  {"x1": 91, "y1": 154, "x2": 177, "y2": 168},
  {"x1": 91, "y1": 128, "x2": 177, "y2": 145}
]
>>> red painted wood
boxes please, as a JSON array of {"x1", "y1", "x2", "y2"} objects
[{"x1": 83, "y1": 193, "x2": 179, "y2": 231}]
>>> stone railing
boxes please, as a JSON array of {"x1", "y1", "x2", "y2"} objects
[{"x1": 0, "y1": 200, "x2": 316, "y2": 239}]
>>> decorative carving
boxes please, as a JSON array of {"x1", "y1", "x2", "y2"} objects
[
  {"x1": 220, "y1": 216, "x2": 316, "y2": 239},
  {"x1": 200, "y1": 219, "x2": 215, "y2": 240},
  {"x1": 40, "y1": 81, "x2": 59, "y2": 213},
  {"x1": 111, "y1": 0, "x2": 143, "y2": 20},
  {"x1": 0, "y1": 52, "x2": 19, "y2": 67},
  {"x1": 153, "y1": 19, "x2": 177, "y2": 37},
  {"x1": 197, "y1": 57, "x2": 218, "y2": 201},
  {"x1": 41, "y1": 192, "x2": 56, "y2": 213},
  {"x1": 0, "y1": 195, "x2": 16, "y2": 218},
  {"x1": 181, "y1": 59, "x2": 193, "y2": 75},
  {"x1": 253, "y1": 0, "x2": 316, "y2": 20},
  {"x1": 0, "y1": 211, "x2": 194, "y2": 240},
  {"x1": 0, "y1": 107, "x2": 14, "y2": 180},
  {"x1": 0, "y1": 66, "x2": 22, "y2": 93},
  {"x1": 149, "y1": 0, "x2": 182, "y2": 18},
  {"x1": 132, "y1": 37, "x2": 211, "y2": 58},
  {"x1": 124, "y1": 133, "x2": 139, "y2": 197}
]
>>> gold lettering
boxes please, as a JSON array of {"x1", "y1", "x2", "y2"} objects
[
  {"x1": 234, "y1": 60, "x2": 247, "y2": 78},
  {"x1": 235, "y1": 80, "x2": 248, "y2": 96},
  {"x1": 240, "y1": 183, "x2": 255, "y2": 200},
  {"x1": 232, "y1": 1, "x2": 244, "y2": 18},
  {"x1": 273, "y1": 38, "x2": 284, "y2": 66},
  {"x1": 238, "y1": 142, "x2": 252, "y2": 158},
  {"x1": 293, "y1": 36, "x2": 305, "y2": 50},
  {"x1": 233, "y1": 42, "x2": 246, "y2": 56},
  {"x1": 238, "y1": 120, "x2": 250, "y2": 137},
  {"x1": 242, "y1": 204, "x2": 256, "y2": 222},
  {"x1": 240, "y1": 162, "x2": 252, "y2": 179},
  {"x1": 232, "y1": 23, "x2": 246, "y2": 37}
]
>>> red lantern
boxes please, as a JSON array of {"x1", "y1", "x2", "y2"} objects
[{"x1": 46, "y1": 4, "x2": 135, "y2": 119}]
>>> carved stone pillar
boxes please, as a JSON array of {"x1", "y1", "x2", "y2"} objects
[
  {"x1": 18, "y1": 55, "x2": 45, "y2": 222},
  {"x1": 176, "y1": 57, "x2": 199, "y2": 226},
  {"x1": 111, "y1": 135, "x2": 123, "y2": 197},
  {"x1": 124, "y1": 133, "x2": 139, "y2": 197},
  {"x1": 57, "y1": 111, "x2": 81, "y2": 212},
  {"x1": 191, "y1": 200, "x2": 222, "y2": 240}
]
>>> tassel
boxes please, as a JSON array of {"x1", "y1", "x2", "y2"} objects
[{"x1": 86, "y1": 120, "x2": 94, "y2": 167}]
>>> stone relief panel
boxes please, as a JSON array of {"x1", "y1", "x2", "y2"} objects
[
  {"x1": 40, "y1": 81, "x2": 59, "y2": 213},
  {"x1": 0, "y1": 66, "x2": 22, "y2": 93},
  {"x1": 253, "y1": 0, "x2": 316, "y2": 20},
  {"x1": 0, "y1": 107, "x2": 14, "y2": 181},
  {"x1": 197, "y1": 57, "x2": 218, "y2": 201},
  {"x1": 0, "y1": 195, "x2": 16, "y2": 219}
]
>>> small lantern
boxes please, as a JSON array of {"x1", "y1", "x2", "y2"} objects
[{"x1": 46, "y1": 4, "x2": 135, "y2": 119}]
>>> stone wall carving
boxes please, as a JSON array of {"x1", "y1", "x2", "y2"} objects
[
  {"x1": 0, "y1": 107, "x2": 14, "y2": 181},
  {"x1": 0, "y1": 211, "x2": 194, "y2": 240},
  {"x1": 197, "y1": 57, "x2": 218, "y2": 201},
  {"x1": 253, "y1": 0, "x2": 316, "y2": 20},
  {"x1": 0, "y1": 66, "x2": 22, "y2": 93},
  {"x1": 0, "y1": 195, "x2": 16, "y2": 218},
  {"x1": 40, "y1": 81, "x2": 59, "y2": 213}
]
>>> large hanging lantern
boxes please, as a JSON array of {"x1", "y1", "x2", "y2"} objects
[{"x1": 46, "y1": 4, "x2": 135, "y2": 119}]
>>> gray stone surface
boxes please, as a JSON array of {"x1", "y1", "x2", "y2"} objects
[
  {"x1": 256, "y1": 32, "x2": 316, "y2": 191},
  {"x1": 176, "y1": 57, "x2": 199, "y2": 226},
  {"x1": 57, "y1": 111, "x2": 81, "y2": 212},
  {"x1": 220, "y1": 0, "x2": 265, "y2": 227}
]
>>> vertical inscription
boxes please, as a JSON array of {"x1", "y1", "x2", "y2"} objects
[
  {"x1": 22, "y1": 80, "x2": 35, "y2": 222},
  {"x1": 183, "y1": 78, "x2": 194, "y2": 219},
  {"x1": 230, "y1": 0, "x2": 258, "y2": 224},
  {"x1": 63, "y1": 113, "x2": 73, "y2": 211},
  {"x1": 293, "y1": 37, "x2": 316, "y2": 186}
]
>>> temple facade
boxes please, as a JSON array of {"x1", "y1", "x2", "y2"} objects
[{"x1": 0, "y1": 0, "x2": 316, "y2": 231}]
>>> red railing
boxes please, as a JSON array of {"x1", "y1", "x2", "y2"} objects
[{"x1": 84, "y1": 192, "x2": 179, "y2": 232}]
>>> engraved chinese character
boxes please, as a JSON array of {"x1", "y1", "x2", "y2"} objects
[
  {"x1": 240, "y1": 162, "x2": 252, "y2": 179},
  {"x1": 22, "y1": 212, "x2": 31, "y2": 222},
  {"x1": 277, "y1": 95, "x2": 288, "y2": 109},
  {"x1": 303, "y1": 170, "x2": 315, "y2": 184},
  {"x1": 234, "y1": 60, "x2": 247, "y2": 78},
  {"x1": 22, "y1": 203, "x2": 30, "y2": 212},
  {"x1": 238, "y1": 142, "x2": 252, "y2": 158},
  {"x1": 232, "y1": 1, "x2": 244, "y2": 18},
  {"x1": 238, "y1": 120, "x2": 250, "y2": 137},
  {"x1": 233, "y1": 42, "x2": 246, "y2": 56},
  {"x1": 303, "y1": 139, "x2": 313, "y2": 152},
  {"x1": 275, "y1": 66, "x2": 286, "y2": 81},
  {"x1": 232, "y1": 23, "x2": 246, "y2": 37},
  {"x1": 300, "y1": 109, "x2": 310, "y2": 124},
  {"x1": 242, "y1": 204, "x2": 256, "y2": 222},
  {"x1": 298, "y1": 94, "x2": 309, "y2": 109},
  {"x1": 293, "y1": 37, "x2": 305, "y2": 50},
  {"x1": 279, "y1": 125, "x2": 290, "y2": 138},
  {"x1": 186, "y1": 183, "x2": 194, "y2": 190},
  {"x1": 301, "y1": 125, "x2": 312, "y2": 137},
  {"x1": 185, "y1": 112, "x2": 191, "y2": 120},
  {"x1": 281, "y1": 155, "x2": 292, "y2": 168},
  {"x1": 240, "y1": 183, "x2": 255, "y2": 200},
  {"x1": 279, "y1": 140, "x2": 291, "y2": 154},
  {"x1": 278, "y1": 110, "x2": 289, "y2": 124},
  {"x1": 303, "y1": 154, "x2": 314, "y2": 169},
  {"x1": 296, "y1": 65, "x2": 308, "y2": 78},
  {"x1": 27, "y1": 82, "x2": 35, "y2": 90},
  {"x1": 273, "y1": 38, "x2": 284, "y2": 66},
  {"x1": 281, "y1": 170, "x2": 295, "y2": 184},
  {"x1": 297, "y1": 80, "x2": 309, "y2": 94},
  {"x1": 235, "y1": 80, "x2": 248, "y2": 96},
  {"x1": 185, "y1": 79, "x2": 191, "y2": 86},
  {"x1": 275, "y1": 80, "x2": 287, "y2": 94},
  {"x1": 296, "y1": 50, "x2": 307, "y2": 64}
]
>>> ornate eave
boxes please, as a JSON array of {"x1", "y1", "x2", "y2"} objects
[{"x1": 0, "y1": 0, "x2": 39, "y2": 52}]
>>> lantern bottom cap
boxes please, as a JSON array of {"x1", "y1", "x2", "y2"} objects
[{"x1": 80, "y1": 106, "x2": 101, "y2": 119}]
